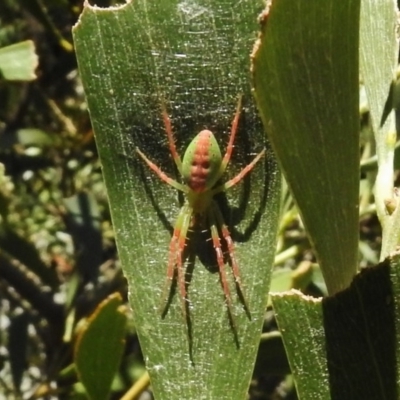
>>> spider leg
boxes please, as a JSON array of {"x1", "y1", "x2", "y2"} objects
[
  {"x1": 160, "y1": 203, "x2": 193, "y2": 322},
  {"x1": 212, "y1": 148, "x2": 266, "y2": 194},
  {"x1": 217, "y1": 95, "x2": 243, "y2": 177},
  {"x1": 208, "y1": 205, "x2": 237, "y2": 325},
  {"x1": 159, "y1": 224, "x2": 179, "y2": 314},
  {"x1": 136, "y1": 147, "x2": 188, "y2": 193},
  {"x1": 161, "y1": 103, "x2": 183, "y2": 173},
  {"x1": 212, "y1": 202, "x2": 250, "y2": 317},
  {"x1": 175, "y1": 205, "x2": 193, "y2": 321}
]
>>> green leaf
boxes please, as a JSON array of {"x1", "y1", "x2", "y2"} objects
[
  {"x1": 271, "y1": 253, "x2": 400, "y2": 399},
  {"x1": 359, "y1": 0, "x2": 399, "y2": 259},
  {"x1": 0, "y1": 41, "x2": 38, "y2": 81},
  {"x1": 252, "y1": 0, "x2": 360, "y2": 294},
  {"x1": 360, "y1": 0, "x2": 397, "y2": 144},
  {"x1": 73, "y1": 1, "x2": 280, "y2": 399},
  {"x1": 75, "y1": 293, "x2": 127, "y2": 400},
  {"x1": 271, "y1": 291, "x2": 328, "y2": 399}
]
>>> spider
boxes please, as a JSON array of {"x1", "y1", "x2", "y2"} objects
[{"x1": 136, "y1": 96, "x2": 265, "y2": 322}]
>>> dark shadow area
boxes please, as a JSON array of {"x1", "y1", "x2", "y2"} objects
[{"x1": 323, "y1": 260, "x2": 397, "y2": 400}]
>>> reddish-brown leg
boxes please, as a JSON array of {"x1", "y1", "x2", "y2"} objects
[
  {"x1": 213, "y1": 148, "x2": 266, "y2": 194},
  {"x1": 212, "y1": 203, "x2": 250, "y2": 315},
  {"x1": 160, "y1": 204, "x2": 193, "y2": 321},
  {"x1": 218, "y1": 95, "x2": 243, "y2": 175},
  {"x1": 208, "y1": 208, "x2": 236, "y2": 324},
  {"x1": 136, "y1": 147, "x2": 188, "y2": 193},
  {"x1": 159, "y1": 220, "x2": 180, "y2": 315},
  {"x1": 176, "y1": 207, "x2": 193, "y2": 320},
  {"x1": 161, "y1": 105, "x2": 182, "y2": 173}
]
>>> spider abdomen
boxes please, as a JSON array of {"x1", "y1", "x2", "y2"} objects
[{"x1": 181, "y1": 130, "x2": 222, "y2": 192}]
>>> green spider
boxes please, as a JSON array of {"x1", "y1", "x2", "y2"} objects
[{"x1": 136, "y1": 97, "x2": 265, "y2": 321}]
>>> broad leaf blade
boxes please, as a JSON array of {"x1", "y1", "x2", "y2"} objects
[
  {"x1": 271, "y1": 291, "x2": 328, "y2": 399},
  {"x1": 75, "y1": 293, "x2": 127, "y2": 400},
  {"x1": 0, "y1": 41, "x2": 38, "y2": 81},
  {"x1": 252, "y1": 0, "x2": 360, "y2": 294},
  {"x1": 73, "y1": 2, "x2": 280, "y2": 399}
]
